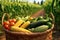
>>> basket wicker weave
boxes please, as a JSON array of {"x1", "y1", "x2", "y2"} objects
[{"x1": 2, "y1": 10, "x2": 54, "y2": 40}]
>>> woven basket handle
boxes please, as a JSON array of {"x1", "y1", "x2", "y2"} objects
[
  {"x1": 2, "y1": 13, "x2": 10, "y2": 25},
  {"x1": 50, "y1": 13, "x2": 55, "y2": 24}
]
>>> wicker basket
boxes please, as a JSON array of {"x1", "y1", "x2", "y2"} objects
[{"x1": 2, "y1": 10, "x2": 54, "y2": 40}]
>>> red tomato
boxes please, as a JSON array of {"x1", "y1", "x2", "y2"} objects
[
  {"x1": 13, "y1": 19, "x2": 16, "y2": 22},
  {"x1": 8, "y1": 19, "x2": 12, "y2": 22},
  {"x1": 4, "y1": 25, "x2": 10, "y2": 30},
  {"x1": 3, "y1": 21, "x2": 9, "y2": 25},
  {"x1": 9, "y1": 19, "x2": 16, "y2": 23},
  {"x1": 10, "y1": 22, "x2": 15, "y2": 26},
  {"x1": 12, "y1": 19, "x2": 16, "y2": 23}
]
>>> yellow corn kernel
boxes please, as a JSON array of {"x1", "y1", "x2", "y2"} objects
[
  {"x1": 11, "y1": 27, "x2": 32, "y2": 33},
  {"x1": 20, "y1": 21, "x2": 30, "y2": 28},
  {"x1": 14, "y1": 20, "x2": 24, "y2": 27}
]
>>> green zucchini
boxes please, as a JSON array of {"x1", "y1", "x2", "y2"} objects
[
  {"x1": 29, "y1": 25, "x2": 49, "y2": 32},
  {"x1": 37, "y1": 17, "x2": 50, "y2": 22},
  {"x1": 27, "y1": 21, "x2": 47, "y2": 29},
  {"x1": 27, "y1": 17, "x2": 49, "y2": 29},
  {"x1": 47, "y1": 22, "x2": 52, "y2": 28},
  {"x1": 37, "y1": 16, "x2": 44, "y2": 20},
  {"x1": 49, "y1": 18, "x2": 52, "y2": 22}
]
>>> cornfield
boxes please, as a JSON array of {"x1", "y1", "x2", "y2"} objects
[{"x1": 0, "y1": 0, "x2": 42, "y2": 24}]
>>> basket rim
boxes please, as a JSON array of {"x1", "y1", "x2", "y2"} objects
[{"x1": 3, "y1": 24, "x2": 54, "y2": 35}]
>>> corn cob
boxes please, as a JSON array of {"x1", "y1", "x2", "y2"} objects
[
  {"x1": 11, "y1": 27, "x2": 32, "y2": 34},
  {"x1": 13, "y1": 20, "x2": 24, "y2": 27},
  {"x1": 20, "y1": 21, "x2": 30, "y2": 28}
]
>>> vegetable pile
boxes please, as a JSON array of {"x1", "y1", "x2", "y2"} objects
[{"x1": 3, "y1": 14, "x2": 53, "y2": 34}]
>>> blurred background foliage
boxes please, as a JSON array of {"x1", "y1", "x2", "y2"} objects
[{"x1": 43, "y1": 0, "x2": 60, "y2": 30}]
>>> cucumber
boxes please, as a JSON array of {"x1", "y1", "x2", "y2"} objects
[
  {"x1": 29, "y1": 25, "x2": 49, "y2": 32},
  {"x1": 37, "y1": 17, "x2": 50, "y2": 22},
  {"x1": 37, "y1": 16, "x2": 44, "y2": 20},
  {"x1": 27, "y1": 21, "x2": 47, "y2": 29},
  {"x1": 30, "y1": 18, "x2": 38, "y2": 23},
  {"x1": 47, "y1": 22, "x2": 52, "y2": 28},
  {"x1": 49, "y1": 18, "x2": 52, "y2": 22}
]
